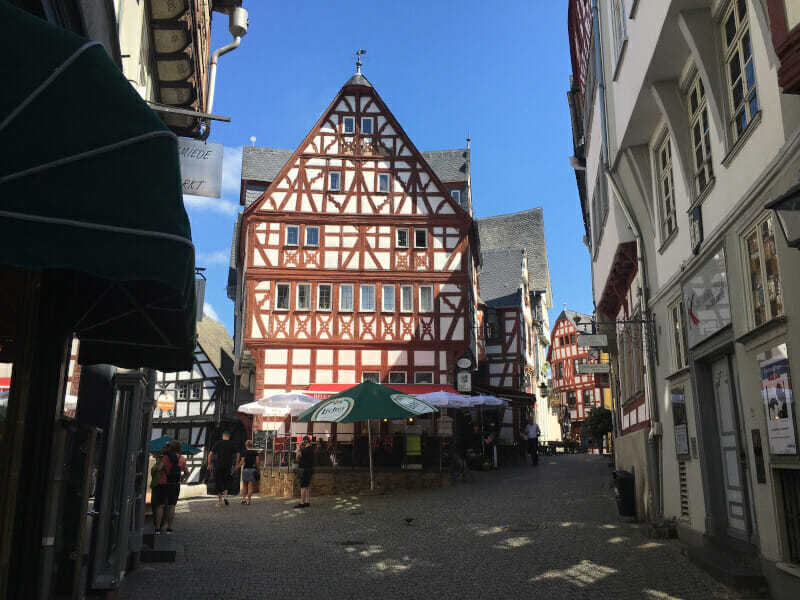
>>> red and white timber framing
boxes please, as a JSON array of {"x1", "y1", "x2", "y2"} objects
[{"x1": 240, "y1": 77, "x2": 477, "y2": 399}]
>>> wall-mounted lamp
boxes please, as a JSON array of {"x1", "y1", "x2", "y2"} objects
[{"x1": 765, "y1": 182, "x2": 800, "y2": 249}]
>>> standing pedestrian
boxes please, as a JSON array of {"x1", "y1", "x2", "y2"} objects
[
  {"x1": 237, "y1": 440, "x2": 261, "y2": 505},
  {"x1": 153, "y1": 441, "x2": 188, "y2": 534},
  {"x1": 207, "y1": 431, "x2": 240, "y2": 508},
  {"x1": 525, "y1": 418, "x2": 541, "y2": 467},
  {"x1": 294, "y1": 435, "x2": 314, "y2": 509}
]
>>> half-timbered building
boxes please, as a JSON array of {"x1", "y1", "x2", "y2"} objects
[
  {"x1": 151, "y1": 315, "x2": 239, "y2": 483},
  {"x1": 547, "y1": 309, "x2": 610, "y2": 448},
  {"x1": 230, "y1": 69, "x2": 478, "y2": 405}
]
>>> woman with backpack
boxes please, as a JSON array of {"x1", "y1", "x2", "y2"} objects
[{"x1": 153, "y1": 440, "x2": 189, "y2": 534}]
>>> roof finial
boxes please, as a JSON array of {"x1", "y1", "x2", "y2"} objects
[
  {"x1": 356, "y1": 49, "x2": 367, "y2": 74},
  {"x1": 467, "y1": 130, "x2": 471, "y2": 149}
]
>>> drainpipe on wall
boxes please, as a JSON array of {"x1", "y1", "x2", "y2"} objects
[{"x1": 591, "y1": 0, "x2": 662, "y2": 518}]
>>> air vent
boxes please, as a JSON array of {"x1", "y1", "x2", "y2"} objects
[{"x1": 679, "y1": 461, "x2": 690, "y2": 521}]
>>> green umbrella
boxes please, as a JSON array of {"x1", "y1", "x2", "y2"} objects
[
  {"x1": 297, "y1": 381, "x2": 437, "y2": 490},
  {"x1": 150, "y1": 435, "x2": 202, "y2": 455}
]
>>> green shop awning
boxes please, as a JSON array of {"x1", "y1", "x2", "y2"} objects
[{"x1": 0, "y1": 2, "x2": 195, "y2": 370}]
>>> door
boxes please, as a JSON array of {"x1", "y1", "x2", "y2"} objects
[{"x1": 711, "y1": 357, "x2": 750, "y2": 539}]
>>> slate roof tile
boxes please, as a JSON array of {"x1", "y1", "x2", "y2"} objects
[{"x1": 479, "y1": 248, "x2": 526, "y2": 308}]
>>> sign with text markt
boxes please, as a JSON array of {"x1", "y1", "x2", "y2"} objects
[
  {"x1": 576, "y1": 363, "x2": 610, "y2": 374},
  {"x1": 178, "y1": 139, "x2": 223, "y2": 198},
  {"x1": 577, "y1": 334, "x2": 607, "y2": 347}
]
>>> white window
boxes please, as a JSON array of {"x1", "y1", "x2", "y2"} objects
[
  {"x1": 722, "y1": 0, "x2": 758, "y2": 140},
  {"x1": 382, "y1": 285, "x2": 395, "y2": 312},
  {"x1": 190, "y1": 382, "x2": 202, "y2": 400},
  {"x1": 362, "y1": 372, "x2": 380, "y2": 383},
  {"x1": 450, "y1": 189, "x2": 461, "y2": 204},
  {"x1": 305, "y1": 226, "x2": 320, "y2": 247},
  {"x1": 590, "y1": 177, "x2": 608, "y2": 251},
  {"x1": 669, "y1": 299, "x2": 687, "y2": 370},
  {"x1": 414, "y1": 372, "x2": 434, "y2": 384},
  {"x1": 297, "y1": 283, "x2": 311, "y2": 311},
  {"x1": 286, "y1": 225, "x2": 299, "y2": 246},
  {"x1": 612, "y1": 0, "x2": 627, "y2": 60},
  {"x1": 687, "y1": 73, "x2": 714, "y2": 195},
  {"x1": 360, "y1": 284, "x2": 375, "y2": 312},
  {"x1": 378, "y1": 173, "x2": 390, "y2": 193},
  {"x1": 396, "y1": 228, "x2": 409, "y2": 248},
  {"x1": 743, "y1": 216, "x2": 783, "y2": 327},
  {"x1": 419, "y1": 285, "x2": 433, "y2": 313},
  {"x1": 177, "y1": 383, "x2": 188, "y2": 400},
  {"x1": 276, "y1": 283, "x2": 291, "y2": 310},
  {"x1": 400, "y1": 285, "x2": 413, "y2": 312},
  {"x1": 657, "y1": 135, "x2": 677, "y2": 241},
  {"x1": 343, "y1": 116, "x2": 355, "y2": 134},
  {"x1": 389, "y1": 372, "x2": 406, "y2": 384},
  {"x1": 361, "y1": 117, "x2": 373, "y2": 135},
  {"x1": 414, "y1": 229, "x2": 428, "y2": 249},
  {"x1": 340, "y1": 284, "x2": 354, "y2": 312},
  {"x1": 329, "y1": 171, "x2": 341, "y2": 192},
  {"x1": 317, "y1": 284, "x2": 332, "y2": 311}
]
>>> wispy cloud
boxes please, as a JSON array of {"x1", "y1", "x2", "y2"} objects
[
  {"x1": 222, "y1": 145, "x2": 243, "y2": 195},
  {"x1": 183, "y1": 195, "x2": 238, "y2": 215},
  {"x1": 203, "y1": 302, "x2": 219, "y2": 321},
  {"x1": 198, "y1": 250, "x2": 230, "y2": 266}
]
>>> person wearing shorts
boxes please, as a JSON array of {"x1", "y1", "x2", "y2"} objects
[
  {"x1": 294, "y1": 436, "x2": 314, "y2": 508},
  {"x1": 237, "y1": 440, "x2": 261, "y2": 505},
  {"x1": 154, "y1": 440, "x2": 188, "y2": 534}
]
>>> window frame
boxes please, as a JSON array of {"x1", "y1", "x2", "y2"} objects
[
  {"x1": 669, "y1": 298, "x2": 688, "y2": 371},
  {"x1": 275, "y1": 282, "x2": 291, "y2": 311},
  {"x1": 360, "y1": 284, "x2": 376, "y2": 312},
  {"x1": 329, "y1": 171, "x2": 342, "y2": 192},
  {"x1": 190, "y1": 382, "x2": 202, "y2": 400},
  {"x1": 450, "y1": 189, "x2": 461, "y2": 204},
  {"x1": 400, "y1": 285, "x2": 414, "y2": 313},
  {"x1": 414, "y1": 228, "x2": 428, "y2": 249},
  {"x1": 378, "y1": 173, "x2": 390, "y2": 193},
  {"x1": 317, "y1": 283, "x2": 332, "y2": 312},
  {"x1": 612, "y1": 0, "x2": 628, "y2": 64},
  {"x1": 382, "y1": 284, "x2": 395, "y2": 312},
  {"x1": 343, "y1": 116, "x2": 355, "y2": 135},
  {"x1": 305, "y1": 225, "x2": 320, "y2": 247},
  {"x1": 721, "y1": 0, "x2": 758, "y2": 141},
  {"x1": 742, "y1": 215, "x2": 783, "y2": 328},
  {"x1": 177, "y1": 383, "x2": 188, "y2": 400},
  {"x1": 339, "y1": 283, "x2": 354, "y2": 312},
  {"x1": 414, "y1": 372, "x2": 434, "y2": 384},
  {"x1": 362, "y1": 372, "x2": 380, "y2": 383},
  {"x1": 656, "y1": 134, "x2": 677, "y2": 242},
  {"x1": 419, "y1": 285, "x2": 434, "y2": 313},
  {"x1": 388, "y1": 372, "x2": 407, "y2": 384},
  {"x1": 285, "y1": 225, "x2": 300, "y2": 247},
  {"x1": 361, "y1": 116, "x2": 374, "y2": 135},
  {"x1": 396, "y1": 228, "x2": 409, "y2": 249},
  {"x1": 686, "y1": 72, "x2": 714, "y2": 196},
  {"x1": 296, "y1": 283, "x2": 312, "y2": 311}
]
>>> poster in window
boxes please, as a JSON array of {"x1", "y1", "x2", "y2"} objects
[
  {"x1": 671, "y1": 387, "x2": 690, "y2": 457},
  {"x1": 759, "y1": 343, "x2": 797, "y2": 455},
  {"x1": 681, "y1": 246, "x2": 730, "y2": 348}
]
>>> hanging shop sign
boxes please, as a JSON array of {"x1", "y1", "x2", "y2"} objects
[
  {"x1": 178, "y1": 138, "x2": 224, "y2": 198},
  {"x1": 759, "y1": 343, "x2": 797, "y2": 455},
  {"x1": 577, "y1": 334, "x2": 608, "y2": 347},
  {"x1": 457, "y1": 371, "x2": 472, "y2": 393},
  {"x1": 671, "y1": 387, "x2": 690, "y2": 458},
  {"x1": 682, "y1": 246, "x2": 731, "y2": 348},
  {"x1": 576, "y1": 363, "x2": 610, "y2": 374}
]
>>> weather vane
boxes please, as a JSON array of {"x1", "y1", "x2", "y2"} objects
[{"x1": 356, "y1": 49, "x2": 367, "y2": 74}]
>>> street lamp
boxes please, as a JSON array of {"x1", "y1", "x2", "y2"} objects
[{"x1": 765, "y1": 182, "x2": 800, "y2": 249}]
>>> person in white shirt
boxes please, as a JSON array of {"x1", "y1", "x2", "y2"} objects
[{"x1": 525, "y1": 419, "x2": 541, "y2": 466}]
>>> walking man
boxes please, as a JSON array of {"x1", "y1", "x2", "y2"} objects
[
  {"x1": 208, "y1": 431, "x2": 240, "y2": 507},
  {"x1": 294, "y1": 435, "x2": 314, "y2": 509},
  {"x1": 526, "y1": 418, "x2": 541, "y2": 467}
]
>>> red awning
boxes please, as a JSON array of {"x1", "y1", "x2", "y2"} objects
[{"x1": 304, "y1": 383, "x2": 460, "y2": 400}]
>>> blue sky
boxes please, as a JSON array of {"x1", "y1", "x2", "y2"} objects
[{"x1": 186, "y1": 0, "x2": 592, "y2": 334}]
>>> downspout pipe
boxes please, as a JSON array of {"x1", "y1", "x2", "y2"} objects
[{"x1": 591, "y1": 0, "x2": 662, "y2": 518}]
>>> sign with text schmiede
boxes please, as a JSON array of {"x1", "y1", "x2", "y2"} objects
[
  {"x1": 178, "y1": 139, "x2": 223, "y2": 198},
  {"x1": 681, "y1": 247, "x2": 731, "y2": 348}
]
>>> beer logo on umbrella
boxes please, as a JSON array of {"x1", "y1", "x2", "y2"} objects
[
  {"x1": 311, "y1": 397, "x2": 353, "y2": 422},
  {"x1": 390, "y1": 394, "x2": 435, "y2": 415}
]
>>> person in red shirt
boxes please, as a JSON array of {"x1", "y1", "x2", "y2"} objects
[{"x1": 154, "y1": 440, "x2": 189, "y2": 534}]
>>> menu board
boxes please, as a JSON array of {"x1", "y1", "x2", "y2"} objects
[{"x1": 759, "y1": 343, "x2": 797, "y2": 455}]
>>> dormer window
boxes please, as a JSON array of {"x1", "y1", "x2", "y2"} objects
[
  {"x1": 361, "y1": 117, "x2": 373, "y2": 135},
  {"x1": 329, "y1": 171, "x2": 341, "y2": 192},
  {"x1": 450, "y1": 189, "x2": 461, "y2": 204},
  {"x1": 378, "y1": 173, "x2": 390, "y2": 193},
  {"x1": 343, "y1": 117, "x2": 355, "y2": 135}
]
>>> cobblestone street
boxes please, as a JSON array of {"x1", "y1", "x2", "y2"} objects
[{"x1": 121, "y1": 456, "x2": 729, "y2": 599}]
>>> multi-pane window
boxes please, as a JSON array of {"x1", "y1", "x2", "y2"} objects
[
  {"x1": 378, "y1": 173, "x2": 390, "y2": 193},
  {"x1": 744, "y1": 216, "x2": 783, "y2": 327},
  {"x1": 329, "y1": 171, "x2": 341, "y2": 191},
  {"x1": 389, "y1": 372, "x2": 406, "y2": 384},
  {"x1": 177, "y1": 383, "x2": 188, "y2": 400},
  {"x1": 612, "y1": 0, "x2": 627, "y2": 59},
  {"x1": 723, "y1": 0, "x2": 758, "y2": 139},
  {"x1": 687, "y1": 73, "x2": 714, "y2": 195},
  {"x1": 570, "y1": 334, "x2": 576, "y2": 345},
  {"x1": 619, "y1": 320, "x2": 645, "y2": 402},
  {"x1": 297, "y1": 283, "x2": 311, "y2": 310},
  {"x1": 305, "y1": 226, "x2": 319, "y2": 246},
  {"x1": 361, "y1": 117, "x2": 373, "y2": 135},
  {"x1": 362, "y1": 372, "x2": 380, "y2": 383},
  {"x1": 591, "y1": 177, "x2": 608, "y2": 251},
  {"x1": 669, "y1": 299, "x2": 688, "y2": 370},
  {"x1": 414, "y1": 372, "x2": 434, "y2": 384},
  {"x1": 583, "y1": 389, "x2": 594, "y2": 408},
  {"x1": 414, "y1": 229, "x2": 428, "y2": 249},
  {"x1": 396, "y1": 228, "x2": 409, "y2": 248},
  {"x1": 419, "y1": 286, "x2": 433, "y2": 313},
  {"x1": 276, "y1": 283, "x2": 290, "y2": 310},
  {"x1": 382, "y1": 285, "x2": 395, "y2": 311},
  {"x1": 286, "y1": 225, "x2": 299, "y2": 246},
  {"x1": 657, "y1": 135, "x2": 677, "y2": 240},
  {"x1": 343, "y1": 116, "x2": 355, "y2": 134},
  {"x1": 400, "y1": 285, "x2": 413, "y2": 312},
  {"x1": 191, "y1": 382, "x2": 202, "y2": 400},
  {"x1": 567, "y1": 391, "x2": 577, "y2": 408},
  {"x1": 340, "y1": 284, "x2": 354, "y2": 311},
  {"x1": 360, "y1": 285, "x2": 375, "y2": 311},
  {"x1": 485, "y1": 311, "x2": 501, "y2": 341},
  {"x1": 318, "y1": 284, "x2": 332, "y2": 311}
]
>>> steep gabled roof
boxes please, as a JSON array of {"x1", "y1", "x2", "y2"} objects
[
  {"x1": 241, "y1": 146, "x2": 294, "y2": 182},
  {"x1": 554, "y1": 309, "x2": 594, "y2": 334},
  {"x1": 420, "y1": 149, "x2": 468, "y2": 183},
  {"x1": 479, "y1": 248, "x2": 526, "y2": 308},
  {"x1": 196, "y1": 316, "x2": 234, "y2": 385},
  {"x1": 477, "y1": 208, "x2": 552, "y2": 304}
]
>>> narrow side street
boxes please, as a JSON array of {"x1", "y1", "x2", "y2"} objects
[{"x1": 121, "y1": 456, "x2": 728, "y2": 599}]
